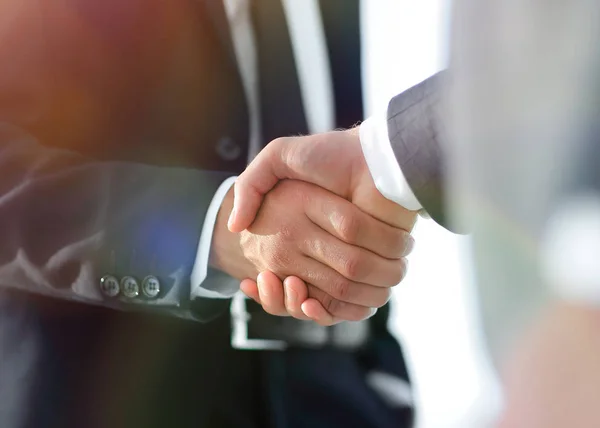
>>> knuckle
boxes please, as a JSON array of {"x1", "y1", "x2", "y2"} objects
[
  {"x1": 336, "y1": 211, "x2": 360, "y2": 243},
  {"x1": 308, "y1": 237, "x2": 325, "y2": 260},
  {"x1": 342, "y1": 251, "x2": 365, "y2": 281}
]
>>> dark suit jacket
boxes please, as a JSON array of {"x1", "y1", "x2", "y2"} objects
[
  {"x1": 0, "y1": 2, "x2": 254, "y2": 427},
  {"x1": 0, "y1": 0, "x2": 248, "y2": 320}
]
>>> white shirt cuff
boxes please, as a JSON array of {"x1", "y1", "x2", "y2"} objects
[
  {"x1": 541, "y1": 192, "x2": 600, "y2": 306},
  {"x1": 359, "y1": 110, "x2": 422, "y2": 211},
  {"x1": 190, "y1": 176, "x2": 239, "y2": 299}
]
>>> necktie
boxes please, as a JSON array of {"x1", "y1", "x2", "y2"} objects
[
  {"x1": 251, "y1": 0, "x2": 309, "y2": 144},
  {"x1": 318, "y1": 0, "x2": 363, "y2": 129},
  {"x1": 252, "y1": 0, "x2": 363, "y2": 145}
]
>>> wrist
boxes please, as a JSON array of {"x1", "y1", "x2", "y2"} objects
[
  {"x1": 350, "y1": 128, "x2": 418, "y2": 232},
  {"x1": 209, "y1": 186, "x2": 256, "y2": 280},
  {"x1": 359, "y1": 110, "x2": 423, "y2": 213},
  {"x1": 209, "y1": 185, "x2": 236, "y2": 272}
]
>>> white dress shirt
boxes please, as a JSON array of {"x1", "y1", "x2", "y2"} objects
[{"x1": 359, "y1": 110, "x2": 423, "y2": 211}]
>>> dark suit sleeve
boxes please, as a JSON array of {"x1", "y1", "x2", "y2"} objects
[
  {"x1": 0, "y1": 124, "x2": 232, "y2": 321},
  {"x1": 0, "y1": 1, "x2": 232, "y2": 322},
  {"x1": 385, "y1": 71, "x2": 465, "y2": 233}
]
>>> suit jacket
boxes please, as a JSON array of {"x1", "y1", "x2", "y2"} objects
[
  {"x1": 0, "y1": 0, "x2": 248, "y2": 321},
  {"x1": 0, "y1": 2, "x2": 255, "y2": 427},
  {"x1": 0, "y1": 1, "x2": 413, "y2": 427}
]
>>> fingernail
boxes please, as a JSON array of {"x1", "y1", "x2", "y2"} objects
[{"x1": 300, "y1": 301, "x2": 310, "y2": 316}]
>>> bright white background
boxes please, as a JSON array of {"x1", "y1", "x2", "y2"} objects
[{"x1": 361, "y1": 2, "x2": 501, "y2": 427}]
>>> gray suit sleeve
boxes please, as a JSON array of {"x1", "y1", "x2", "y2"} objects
[{"x1": 386, "y1": 72, "x2": 462, "y2": 232}]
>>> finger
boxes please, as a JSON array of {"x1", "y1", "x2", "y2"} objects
[
  {"x1": 240, "y1": 279, "x2": 261, "y2": 303},
  {"x1": 301, "y1": 225, "x2": 409, "y2": 287},
  {"x1": 256, "y1": 271, "x2": 288, "y2": 316},
  {"x1": 228, "y1": 138, "x2": 294, "y2": 232},
  {"x1": 304, "y1": 188, "x2": 415, "y2": 259},
  {"x1": 278, "y1": 258, "x2": 391, "y2": 321},
  {"x1": 301, "y1": 298, "x2": 338, "y2": 326},
  {"x1": 292, "y1": 256, "x2": 391, "y2": 309},
  {"x1": 282, "y1": 276, "x2": 311, "y2": 320},
  {"x1": 305, "y1": 283, "x2": 376, "y2": 323},
  {"x1": 280, "y1": 276, "x2": 340, "y2": 325}
]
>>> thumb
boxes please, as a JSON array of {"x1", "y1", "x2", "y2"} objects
[
  {"x1": 227, "y1": 180, "x2": 268, "y2": 233},
  {"x1": 227, "y1": 139, "x2": 292, "y2": 232}
]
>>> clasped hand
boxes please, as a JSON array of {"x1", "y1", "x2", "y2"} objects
[{"x1": 211, "y1": 128, "x2": 417, "y2": 325}]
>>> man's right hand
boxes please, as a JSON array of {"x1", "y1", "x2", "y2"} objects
[{"x1": 210, "y1": 179, "x2": 413, "y2": 323}]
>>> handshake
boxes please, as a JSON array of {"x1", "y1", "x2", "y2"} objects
[{"x1": 209, "y1": 127, "x2": 418, "y2": 325}]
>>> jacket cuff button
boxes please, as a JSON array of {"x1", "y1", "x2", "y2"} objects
[
  {"x1": 121, "y1": 276, "x2": 140, "y2": 298},
  {"x1": 142, "y1": 276, "x2": 161, "y2": 299},
  {"x1": 100, "y1": 275, "x2": 120, "y2": 298}
]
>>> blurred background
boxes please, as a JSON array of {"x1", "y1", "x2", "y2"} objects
[{"x1": 361, "y1": 1, "x2": 501, "y2": 427}]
